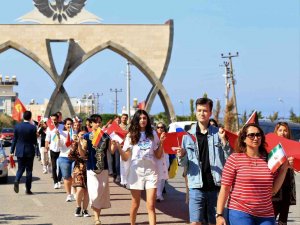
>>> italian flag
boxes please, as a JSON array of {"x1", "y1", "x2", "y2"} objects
[{"x1": 268, "y1": 143, "x2": 287, "y2": 173}]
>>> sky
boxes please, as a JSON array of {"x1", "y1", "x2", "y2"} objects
[{"x1": 0, "y1": 0, "x2": 299, "y2": 119}]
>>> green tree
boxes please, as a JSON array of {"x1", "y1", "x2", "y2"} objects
[
  {"x1": 189, "y1": 99, "x2": 196, "y2": 121},
  {"x1": 153, "y1": 112, "x2": 169, "y2": 125},
  {"x1": 268, "y1": 112, "x2": 278, "y2": 122},
  {"x1": 289, "y1": 108, "x2": 300, "y2": 123}
]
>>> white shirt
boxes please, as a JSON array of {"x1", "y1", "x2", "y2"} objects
[
  {"x1": 123, "y1": 130, "x2": 160, "y2": 165},
  {"x1": 57, "y1": 130, "x2": 72, "y2": 157}
]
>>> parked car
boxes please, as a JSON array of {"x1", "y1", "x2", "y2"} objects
[
  {"x1": 168, "y1": 121, "x2": 196, "y2": 132},
  {"x1": 259, "y1": 120, "x2": 300, "y2": 141},
  {"x1": 0, "y1": 128, "x2": 14, "y2": 147},
  {"x1": 0, "y1": 142, "x2": 8, "y2": 183}
]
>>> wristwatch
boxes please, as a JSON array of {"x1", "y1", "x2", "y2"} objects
[{"x1": 215, "y1": 213, "x2": 223, "y2": 218}]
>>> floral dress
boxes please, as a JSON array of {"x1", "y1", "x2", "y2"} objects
[{"x1": 68, "y1": 142, "x2": 88, "y2": 188}]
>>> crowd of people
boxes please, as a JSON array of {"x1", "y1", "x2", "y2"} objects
[{"x1": 9, "y1": 97, "x2": 298, "y2": 225}]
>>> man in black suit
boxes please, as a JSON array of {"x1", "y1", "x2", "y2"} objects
[{"x1": 10, "y1": 111, "x2": 38, "y2": 194}]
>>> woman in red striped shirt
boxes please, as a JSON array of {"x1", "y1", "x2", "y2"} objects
[{"x1": 216, "y1": 123, "x2": 293, "y2": 225}]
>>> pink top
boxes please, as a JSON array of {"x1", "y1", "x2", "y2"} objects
[{"x1": 222, "y1": 153, "x2": 275, "y2": 217}]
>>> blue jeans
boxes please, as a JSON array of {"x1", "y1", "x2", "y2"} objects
[
  {"x1": 189, "y1": 188, "x2": 218, "y2": 224},
  {"x1": 229, "y1": 209, "x2": 275, "y2": 225},
  {"x1": 57, "y1": 157, "x2": 73, "y2": 179}
]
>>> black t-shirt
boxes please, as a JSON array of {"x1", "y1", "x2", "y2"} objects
[
  {"x1": 38, "y1": 127, "x2": 46, "y2": 147},
  {"x1": 196, "y1": 124, "x2": 219, "y2": 191}
]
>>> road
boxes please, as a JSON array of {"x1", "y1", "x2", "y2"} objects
[{"x1": 0, "y1": 146, "x2": 299, "y2": 225}]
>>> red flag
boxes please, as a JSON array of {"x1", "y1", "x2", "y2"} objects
[
  {"x1": 92, "y1": 127, "x2": 105, "y2": 147},
  {"x1": 9, "y1": 155, "x2": 15, "y2": 168},
  {"x1": 138, "y1": 101, "x2": 146, "y2": 110},
  {"x1": 163, "y1": 131, "x2": 187, "y2": 154},
  {"x1": 12, "y1": 98, "x2": 26, "y2": 122},
  {"x1": 106, "y1": 121, "x2": 128, "y2": 140},
  {"x1": 265, "y1": 133, "x2": 300, "y2": 172},
  {"x1": 65, "y1": 132, "x2": 72, "y2": 147},
  {"x1": 224, "y1": 129, "x2": 238, "y2": 151},
  {"x1": 246, "y1": 110, "x2": 259, "y2": 125},
  {"x1": 46, "y1": 118, "x2": 56, "y2": 131}
]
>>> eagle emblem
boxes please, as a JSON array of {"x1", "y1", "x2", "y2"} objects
[{"x1": 33, "y1": 0, "x2": 87, "y2": 23}]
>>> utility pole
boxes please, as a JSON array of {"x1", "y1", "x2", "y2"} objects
[
  {"x1": 93, "y1": 92, "x2": 103, "y2": 114},
  {"x1": 221, "y1": 52, "x2": 239, "y2": 130},
  {"x1": 223, "y1": 61, "x2": 230, "y2": 106},
  {"x1": 126, "y1": 61, "x2": 132, "y2": 119},
  {"x1": 110, "y1": 88, "x2": 122, "y2": 114}
]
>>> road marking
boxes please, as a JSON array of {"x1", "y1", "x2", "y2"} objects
[{"x1": 32, "y1": 198, "x2": 44, "y2": 207}]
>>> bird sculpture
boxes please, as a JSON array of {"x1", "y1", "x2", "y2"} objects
[{"x1": 33, "y1": 0, "x2": 87, "y2": 23}]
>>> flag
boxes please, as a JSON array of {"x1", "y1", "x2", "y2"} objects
[
  {"x1": 92, "y1": 127, "x2": 105, "y2": 147},
  {"x1": 65, "y1": 132, "x2": 72, "y2": 147},
  {"x1": 138, "y1": 101, "x2": 146, "y2": 110},
  {"x1": 224, "y1": 129, "x2": 238, "y2": 151},
  {"x1": 46, "y1": 118, "x2": 56, "y2": 131},
  {"x1": 168, "y1": 158, "x2": 178, "y2": 179},
  {"x1": 245, "y1": 110, "x2": 259, "y2": 125},
  {"x1": 9, "y1": 155, "x2": 15, "y2": 168},
  {"x1": 106, "y1": 121, "x2": 128, "y2": 142},
  {"x1": 163, "y1": 131, "x2": 187, "y2": 154},
  {"x1": 12, "y1": 98, "x2": 26, "y2": 122},
  {"x1": 267, "y1": 143, "x2": 287, "y2": 173},
  {"x1": 51, "y1": 133, "x2": 58, "y2": 142},
  {"x1": 265, "y1": 133, "x2": 300, "y2": 172}
]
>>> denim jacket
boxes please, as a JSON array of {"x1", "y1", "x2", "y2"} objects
[{"x1": 178, "y1": 124, "x2": 231, "y2": 189}]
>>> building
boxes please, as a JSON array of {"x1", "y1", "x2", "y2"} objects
[{"x1": 0, "y1": 75, "x2": 18, "y2": 116}]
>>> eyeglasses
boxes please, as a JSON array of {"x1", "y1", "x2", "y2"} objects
[{"x1": 246, "y1": 132, "x2": 262, "y2": 140}]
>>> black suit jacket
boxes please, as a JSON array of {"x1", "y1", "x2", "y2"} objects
[{"x1": 10, "y1": 121, "x2": 38, "y2": 158}]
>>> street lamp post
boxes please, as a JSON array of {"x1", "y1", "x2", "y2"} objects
[{"x1": 126, "y1": 61, "x2": 132, "y2": 119}]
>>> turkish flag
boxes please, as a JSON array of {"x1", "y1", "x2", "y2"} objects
[
  {"x1": 246, "y1": 110, "x2": 259, "y2": 125},
  {"x1": 163, "y1": 132, "x2": 187, "y2": 154},
  {"x1": 224, "y1": 129, "x2": 238, "y2": 151},
  {"x1": 265, "y1": 133, "x2": 300, "y2": 172},
  {"x1": 46, "y1": 118, "x2": 56, "y2": 131},
  {"x1": 12, "y1": 98, "x2": 26, "y2": 122},
  {"x1": 106, "y1": 121, "x2": 128, "y2": 140},
  {"x1": 65, "y1": 132, "x2": 72, "y2": 147}
]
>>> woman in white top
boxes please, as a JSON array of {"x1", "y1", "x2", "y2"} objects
[
  {"x1": 112, "y1": 109, "x2": 165, "y2": 225},
  {"x1": 57, "y1": 118, "x2": 75, "y2": 202}
]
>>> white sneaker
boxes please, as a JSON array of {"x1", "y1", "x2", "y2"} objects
[
  {"x1": 57, "y1": 182, "x2": 61, "y2": 188},
  {"x1": 42, "y1": 166, "x2": 48, "y2": 174},
  {"x1": 54, "y1": 183, "x2": 59, "y2": 189},
  {"x1": 71, "y1": 194, "x2": 76, "y2": 201},
  {"x1": 66, "y1": 194, "x2": 72, "y2": 202}
]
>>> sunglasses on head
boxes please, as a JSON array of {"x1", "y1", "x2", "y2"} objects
[{"x1": 246, "y1": 132, "x2": 262, "y2": 139}]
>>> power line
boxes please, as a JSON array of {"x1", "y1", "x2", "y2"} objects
[{"x1": 110, "y1": 88, "x2": 122, "y2": 114}]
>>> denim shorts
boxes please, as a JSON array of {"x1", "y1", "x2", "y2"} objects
[
  {"x1": 229, "y1": 209, "x2": 275, "y2": 225},
  {"x1": 57, "y1": 157, "x2": 73, "y2": 179},
  {"x1": 189, "y1": 188, "x2": 218, "y2": 224}
]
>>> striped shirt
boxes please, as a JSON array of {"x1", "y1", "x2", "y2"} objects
[{"x1": 222, "y1": 153, "x2": 275, "y2": 217}]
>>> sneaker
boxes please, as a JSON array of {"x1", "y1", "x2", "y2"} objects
[
  {"x1": 74, "y1": 207, "x2": 81, "y2": 217},
  {"x1": 66, "y1": 194, "x2": 73, "y2": 202},
  {"x1": 82, "y1": 209, "x2": 90, "y2": 217},
  {"x1": 54, "y1": 183, "x2": 59, "y2": 189},
  {"x1": 70, "y1": 194, "x2": 76, "y2": 201},
  {"x1": 42, "y1": 166, "x2": 48, "y2": 174},
  {"x1": 57, "y1": 182, "x2": 61, "y2": 188}
]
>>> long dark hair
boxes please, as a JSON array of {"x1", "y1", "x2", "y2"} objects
[
  {"x1": 129, "y1": 109, "x2": 153, "y2": 145},
  {"x1": 236, "y1": 123, "x2": 267, "y2": 157}
]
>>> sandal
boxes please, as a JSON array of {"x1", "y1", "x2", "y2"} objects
[{"x1": 95, "y1": 220, "x2": 101, "y2": 225}]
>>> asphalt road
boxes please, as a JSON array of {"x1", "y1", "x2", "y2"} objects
[{"x1": 0, "y1": 146, "x2": 299, "y2": 225}]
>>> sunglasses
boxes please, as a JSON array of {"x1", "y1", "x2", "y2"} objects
[
  {"x1": 246, "y1": 132, "x2": 262, "y2": 140},
  {"x1": 157, "y1": 126, "x2": 164, "y2": 129}
]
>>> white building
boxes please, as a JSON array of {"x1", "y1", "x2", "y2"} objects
[{"x1": 0, "y1": 75, "x2": 18, "y2": 116}]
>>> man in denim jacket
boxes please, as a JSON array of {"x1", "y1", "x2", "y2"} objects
[{"x1": 176, "y1": 97, "x2": 231, "y2": 225}]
